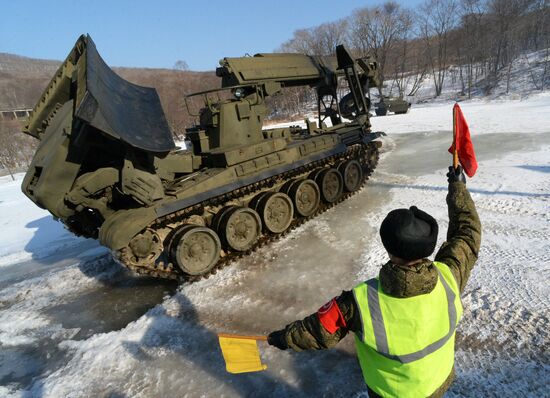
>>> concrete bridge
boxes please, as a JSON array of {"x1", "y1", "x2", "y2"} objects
[{"x1": 0, "y1": 108, "x2": 33, "y2": 121}]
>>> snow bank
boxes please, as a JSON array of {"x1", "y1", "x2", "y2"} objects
[
  {"x1": 371, "y1": 92, "x2": 550, "y2": 135},
  {"x1": 0, "y1": 174, "x2": 88, "y2": 267}
]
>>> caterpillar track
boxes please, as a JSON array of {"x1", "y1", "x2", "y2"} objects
[
  {"x1": 21, "y1": 36, "x2": 384, "y2": 283},
  {"x1": 116, "y1": 142, "x2": 379, "y2": 282}
]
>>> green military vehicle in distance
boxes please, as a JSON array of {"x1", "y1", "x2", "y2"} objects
[
  {"x1": 375, "y1": 95, "x2": 411, "y2": 116},
  {"x1": 21, "y1": 35, "x2": 383, "y2": 281}
]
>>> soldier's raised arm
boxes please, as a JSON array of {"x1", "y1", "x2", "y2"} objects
[{"x1": 435, "y1": 166, "x2": 482, "y2": 293}]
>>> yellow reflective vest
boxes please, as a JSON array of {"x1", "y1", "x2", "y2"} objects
[{"x1": 353, "y1": 261, "x2": 463, "y2": 398}]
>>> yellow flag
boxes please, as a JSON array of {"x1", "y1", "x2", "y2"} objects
[{"x1": 218, "y1": 334, "x2": 268, "y2": 374}]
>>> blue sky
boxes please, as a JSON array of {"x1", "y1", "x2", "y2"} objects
[{"x1": 1, "y1": 0, "x2": 422, "y2": 71}]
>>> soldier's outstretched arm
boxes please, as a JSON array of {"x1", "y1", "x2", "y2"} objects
[
  {"x1": 435, "y1": 166, "x2": 482, "y2": 293},
  {"x1": 267, "y1": 291, "x2": 361, "y2": 351}
]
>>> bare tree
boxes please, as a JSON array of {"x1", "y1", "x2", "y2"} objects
[
  {"x1": 418, "y1": 0, "x2": 459, "y2": 97},
  {"x1": 529, "y1": 0, "x2": 550, "y2": 50},
  {"x1": 0, "y1": 120, "x2": 25, "y2": 180},
  {"x1": 277, "y1": 22, "x2": 348, "y2": 120},
  {"x1": 485, "y1": 0, "x2": 534, "y2": 91},
  {"x1": 350, "y1": 2, "x2": 413, "y2": 95},
  {"x1": 402, "y1": 44, "x2": 428, "y2": 96},
  {"x1": 314, "y1": 20, "x2": 350, "y2": 55},
  {"x1": 280, "y1": 19, "x2": 348, "y2": 55},
  {"x1": 523, "y1": 0, "x2": 550, "y2": 91},
  {"x1": 173, "y1": 60, "x2": 189, "y2": 71},
  {"x1": 386, "y1": 11, "x2": 418, "y2": 96},
  {"x1": 456, "y1": 0, "x2": 488, "y2": 98}
]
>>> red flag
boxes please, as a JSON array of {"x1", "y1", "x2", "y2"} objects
[{"x1": 448, "y1": 103, "x2": 478, "y2": 177}]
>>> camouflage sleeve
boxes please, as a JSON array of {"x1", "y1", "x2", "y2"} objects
[
  {"x1": 435, "y1": 181, "x2": 482, "y2": 293},
  {"x1": 282, "y1": 290, "x2": 362, "y2": 351}
]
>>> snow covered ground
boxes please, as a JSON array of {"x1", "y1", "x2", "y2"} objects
[
  {"x1": 0, "y1": 175, "x2": 90, "y2": 268},
  {"x1": 371, "y1": 92, "x2": 550, "y2": 135},
  {"x1": 0, "y1": 96, "x2": 549, "y2": 397}
]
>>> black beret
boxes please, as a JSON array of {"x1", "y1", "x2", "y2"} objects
[{"x1": 380, "y1": 206, "x2": 439, "y2": 261}]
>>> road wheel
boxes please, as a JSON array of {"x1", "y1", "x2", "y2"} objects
[
  {"x1": 170, "y1": 225, "x2": 221, "y2": 276},
  {"x1": 211, "y1": 206, "x2": 236, "y2": 234},
  {"x1": 218, "y1": 206, "x2": 262, "y2": 251},
  {"x1": 256, "y1": 192, "x2": 294, "y2": 233},
  {"x1": 338, "y1": 160, "x2": 364, "y2": 192},
  {"x1": 285, "y1": 179, "x2": 320, "y2": 217},
  {"x1": 315, "y1": 168, "x2": 343, "y2": 203},
  {"x1": 127, "y1": 229, "x2": 164, "y2": 266},
  {"x1": 249, "y1": 191, "x2": 270, "y2": 212}
]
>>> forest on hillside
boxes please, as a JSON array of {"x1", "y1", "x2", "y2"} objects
[{"x1": 271, "y1": 0, "x2": 549, "y2": 119}]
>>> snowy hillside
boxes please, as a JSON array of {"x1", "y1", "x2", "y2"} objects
[
  {"x1": 382, "y1": 48, "x2": 550, "y2": 104},
  {"x1": 0, "y1": 96, "x2": 549, "y2": 397}
]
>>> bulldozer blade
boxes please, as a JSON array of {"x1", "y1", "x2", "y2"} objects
[{"x1": 25, "y1": 34, "x2": 175, "y2": 153}]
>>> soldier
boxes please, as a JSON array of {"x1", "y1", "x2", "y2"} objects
[{"x1": 268, "y1": 166, "x2": 481, "y2": 398}]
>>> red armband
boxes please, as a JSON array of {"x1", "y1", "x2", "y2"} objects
[{"x1": 317, "y1": 298, "x2": 347, "y2": 334}]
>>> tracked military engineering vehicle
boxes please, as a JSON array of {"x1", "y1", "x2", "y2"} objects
[{"x1": 22, "y1": 35, "x2": 383, "y2": 281}]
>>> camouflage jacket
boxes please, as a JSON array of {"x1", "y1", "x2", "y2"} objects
[{"x1": 278, "y1": 182, "x2": 481, "y2": 398}]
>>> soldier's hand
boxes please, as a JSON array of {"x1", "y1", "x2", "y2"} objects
[
  {"x1": 447, "y1": 166, "x2": 466, "y2": 184},
  {"x1": 268, "y1": 329, "x2": 289, "y2": 350}
]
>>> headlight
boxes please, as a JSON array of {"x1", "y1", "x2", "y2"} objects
[{"x1": 233, "y1": 87, "x2": 246, "y2": 99}]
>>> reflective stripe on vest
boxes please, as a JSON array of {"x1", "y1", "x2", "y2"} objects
[
  {"x1": 362, "y1": 269, "x2": 457, "y2": 363},
  {"x1": 353, "y1": 261, "x2": 463, "y2": 398}
]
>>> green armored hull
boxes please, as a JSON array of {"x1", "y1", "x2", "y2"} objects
[
  {"x1": 375, "y1": 95, "x2": 411, "y2": 116},
  {"x1": 22, "y1": 35, "x2": 382, "y2": 281}
]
